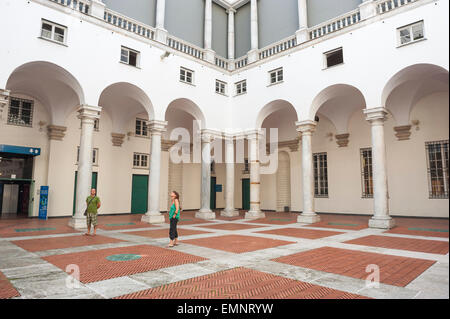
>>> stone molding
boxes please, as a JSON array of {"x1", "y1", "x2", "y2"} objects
[
  {"x1": 47, "y1": 125, "x2": 67, "y2": 141},
  {"x1": 296, "y1": 120, "x2": 317, "y2": 134},
  {"x1": 335, "y1": 133, "x2": 350, "y2": 147},
  {"x1": 364, "y1": 107, "x2": 388, "y2": 123},
  {"x1": 77, "y1": 105, "x2": 102, "y2": 121},
  {"x1": 394, "y1": 125, "x2": 412, "y2": 141},
  {"x1": 111, "y1": 133, "x2": 126, "y2": 147}
]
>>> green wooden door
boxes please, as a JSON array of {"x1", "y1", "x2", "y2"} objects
[
  {"x1": 131, "y1": 175, "x2": 148, "y2": 214},
  {"x1": 210, "y1": 177, "x2": 217, "y2": 210},
  {"x1": 242, "y1": 178, "x2": 250, "y2": 210},
  {"x1": 72, "y1": 172, "x2": 98, "y2": 216}
]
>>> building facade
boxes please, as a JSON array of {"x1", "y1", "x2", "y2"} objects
[{"x1": 0, "y1": 0, "x2": 448, "y2": 229}]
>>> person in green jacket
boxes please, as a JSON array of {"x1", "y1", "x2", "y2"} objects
[
  {"x1": 84, "y1": 188, "x2": 101, "y2": 236},
  {"x1": 168, "y1": 191, "x2": 181, "y2": 247}
]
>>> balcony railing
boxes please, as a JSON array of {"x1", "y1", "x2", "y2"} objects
[
  {"x1": 167, "y1": 35, "x2": 204, "y2": 60},
  {"x1": 259, "y1": 35, "x2": 297, "y2": 60},
  {"x1": 309, "y1": 9, "x2": 361, "y2": 40},
  {"x1": 234, "y1": 56, "x2": 248, "y2": 70},
  {"x1": 49, "y1": 0, "x2": 90, "y2": 14},
  {"x1": 377, "y1": 0, "x2": 418, "y2": 14},
  {"x1": 104, "y1": 8, "x2": 155, "y2": 40},
  {"x1": 215, "y1": 55, "x2": 228, "y2": 70}
]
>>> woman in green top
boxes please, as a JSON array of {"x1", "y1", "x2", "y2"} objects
[{"x1": 168, "y1": 191, "x2": 181, "y2": 247}]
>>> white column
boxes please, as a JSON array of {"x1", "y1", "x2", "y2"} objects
[
  {"x1": 359, "y1": 0, "x2": 378, "y2": 20},
  {"x1": 204, "y1": 0, "x2": 215, "y2": 63},
  {"x1": 69, "y1": 105, "x2": 102, "y2": 230},
  {"x1": 155, "y1": 0, "x2": 168, "y2": 43},
  {"x1": 296, "y1": 121, "x2": 320, "y2": 224},
  {"x1": 248, "y1": 0, "x2": 259, "y2": 63},
  {"x1": 196, "y1": 132, "x2": 216, "y2": 220},
  {"x1": 221, "y1": 134, "x2": 239, "y2": 217},
  {"x1": 141, "y1": 120, "x2": 167, "y2": 224},
  {"x1": 295, "y1": 0, "x2": 309, "y2": 43},
  {"x1": 227, "y1": 8, "x2": 236, "y2": 63},
  {"x1": 364, "y1": 108, "x2": 395, "y2": 229},
  {"x1": 245, "y1": 131, "x2": 265, "y2": 219}
]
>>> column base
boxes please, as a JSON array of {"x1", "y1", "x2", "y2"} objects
[
  {"x1": 155, "y1": 28, "x2": 168, "y2": 44},
  {"x1": 297, "y1": 213, "x2": 321, "y2": 224},
  {"x1": 368, "y1": 217, "x2": 395, "y2": 229},
  {"x1": 195, "y1": 210, "x2": 216, "y2": 220},
  {"x1": 245, "y1": 210, "x2": 265, "y2": 219},
  {"x1": 295, "y1": 28, "x2": 309, "y2": 44},
  {"x1": 220, "y1": 209, "x2": 240, "y2": 218},
  {"x1": 141, "y1": 212, "x2": 165, "y2": 224},
  {"x1": 68, "y1": 216, "x2": 87, "y2": 230}
]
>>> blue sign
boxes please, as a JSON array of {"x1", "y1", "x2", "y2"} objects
[
  {"x1": 215, "y1": 184, "x2": 223, "y2": 192},
  {"x1": 38, "y1": 186, "x2": 49, "y2": 220},
  {"x1": 0, "y1": 145, "x2": 41, "y2": 156}
]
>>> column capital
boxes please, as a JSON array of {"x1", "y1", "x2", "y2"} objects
[
  {"x1": 111, "y1": 133, "x2": 126, "y2": 147},
  {"x1": 335, "y1": 133, "x2": 350, "y2": 147},
  {"x1": 200, "y1": 129, "x2": 222, "y2": 142},
  {"x1": 148, "y1": 120, "x2": 168, "y2": 134},
  {"x1": 296, "y1": 120, "x2": 317, "y2": 133},
  {"x1": 48, "y1": 125, "x2": 67, "y2": 141},
  {"x1": 226, "y1": 8, "x2": 237, "y2": 14},
  {"x1": 77, "y1": 105, "x2": 102, "y2": 120},
  {"x1": 364, "y1": 107, "x2": 388, "y2": 123},
  {"x1": 246, "y1": 129, "x2": 265, "y2": 140}
]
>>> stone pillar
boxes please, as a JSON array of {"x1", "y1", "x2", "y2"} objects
[
  {"x1": 364, "y1": 108, "x2": 395, "y2": 229},
  {"x1": 89, "y1": 0, "x2": 106, "y2": 19},
  {"x1": 196, "y1": 132, "x2": 216, "y2": 220},
  {"x1": 142, "y1": 120, "x2": 168, "y2": 224},
  {"x1": 296, "y1": 0, "x2": 309, "y2": 43},
  {"x1": 0, "y1": 89, "x2": 10, "y2": 120},
  {"x1": 155, "y1": 0, "x2": 168, "y2": 43},
  {"x1": 296, "y1": 121, "x2": 320, "y2": 224},
  {"x1": 69, "y1": 105, "x2": 102, "y2": 230},
  {"x1": 47, "y1": 125, "x2": 67, "y2": 141},
  {"x1": 204, "y1": 0, "x2": 215, "y2": 63},
  {"x1": 227, "y1": 8, "x2": 236, "y2": 70},
  {"x1": 248, "y1": 0, "x2": 259, "y2": 63},
  {"x1": 245, "y1": 131, "x2": 265, "y2": 219},
  {"x1": 221, "y1": 134, "x2": 239, "y2": 217},
  {"x1": 359, "y1": 0, "x2": 378, "y2": 20}
]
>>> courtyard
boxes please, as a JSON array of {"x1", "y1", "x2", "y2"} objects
[{"x1": 0, "y1": 212, "x2": 448, "y2": 300}]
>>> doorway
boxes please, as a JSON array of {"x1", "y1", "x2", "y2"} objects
[
  {"x1": 0, "y1": 180, "x2": 34, "y2": 218},
  {"x1": 242, "y1": 178, "x2": 250, "y2": 210},
  {"x1": 210, "y1": 176, "x2": 217, "y2": 210},
  {"x1": 131, "y1": 174, "x2": 148, "y2": 214}
]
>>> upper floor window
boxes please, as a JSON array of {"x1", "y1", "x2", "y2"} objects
[
  {"x1": 121, "y1": 46, "x2": 139, "y2": 67},
  {"x1": 135, "y1": 118, "x2": 149, "y2": 137},
  {"x1": 133, "y1": 153, "x2": 150, "y2": 169},
  {"x1": 235, "y1": 80, "x2": 247, "y2": 95},
  {"x1": 7, "y1": 97, "x2": 34, "y2": 127},
  {"x1": 360, "y1": 148, "x2": 373, "y2": 198},
  {"x1": 426, "y1": 140, "x2": 449, "y2": 199},
  {"x1": 215, "y1": 80, "x2": 227, "y2": 95},
  {"x1": 41, "y1": 20, "x2": 67, "y2": 44},
  {"x1": 398, "y1": 21, "x2": 424, "y2": 46},
  {"x1": 269, "y1": 68, "x2": 283, "y2": 85},
  {"x1": 324, "y1": 47, "x2": 343, "y2": 68},
  {"x1": 180, "y1": 67, "x2": 194, "y2": 85}
]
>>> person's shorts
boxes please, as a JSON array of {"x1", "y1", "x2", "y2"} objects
[{"x1": 86, "y1": 213, "x2": 98, "y2": 226}]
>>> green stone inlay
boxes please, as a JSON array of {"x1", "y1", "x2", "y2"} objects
[
  {"x1": 408, "y1": 227, "x2": 449, "y2": 233},
  {"x1": 270, "y1": 218, "x2": 294, "y2": 221},
  {"x1": 106, "y1": 254, "x2": 141, "y2": 262},
  {"x1": 105, "y1": 222, "x2": 136, "y2": 227},
  {"x1": 327, "y1": 223, "x2": 359, "y2": 227},
  {"x1": 181, "y1": 219, "x2": 193, "y2": 222},
  {"x1": 14, "y1": 227, "x2": 57, "y2": 233}
]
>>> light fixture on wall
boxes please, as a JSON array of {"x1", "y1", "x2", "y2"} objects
[
  {"x1": 326, "y1": 132, "x2": 334, "y2": 141},
  {"x1": 38, "y1": 121, "x2": 47, "y2": 132},
  {"x1": 160, "y1": 51, "x2": 171, "y2": 61},
  {"x1": 127, "y1": 131, "x2": 134, "y2": 140},
  {"x1": 411, "y1": 119, "x2": 420, "y2": 131}
]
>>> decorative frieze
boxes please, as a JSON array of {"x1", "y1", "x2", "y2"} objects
[
  {"x1": 393, "y1": 125, "x2": 412, "y2": 141},
  {"x1": 111, "y1": 133, "x2": 126, "y2": 147},
  {"x1": 47, "y1": 125, "x2": 67, "y2": 141},
  {"x1": 335, "y1": 133, "x2": 350, "y2": 147}
]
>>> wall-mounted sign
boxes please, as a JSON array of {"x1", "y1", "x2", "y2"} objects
[{"x1": 38, "y1": 186, "x2": 49, "y2": 220}]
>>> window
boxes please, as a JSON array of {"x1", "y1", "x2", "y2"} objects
[
  {"x1": 235, "y1": 80, "x2": 247, "y2": 95},
  {"x1": 41, "y1": 20, "x2": 67, "y2": 44},
  {"x1": 133, "y1": 153, "x2": 150, "y2": 169},
  {"x1": 215, "y1": 80, "x2": 227, "y2": 95},
  {"x1": 360, "y1": 148, "x2": 373, "y2": 198},
  {"x1": 398, "y1": 21, "x2": 424, "y2": 46},
  {"x1": 244, "y1": 158, "x2": 249, "y2": 173},
  {"x1": 324, "y1": 48, "x2": 343, "y2": 68},
  {"x1": 426, "y1": 140, "x2": 449, "y2": 199},
  {"x1": 77, "y1": 147, "x2": 99, "y2": 166},
  {"x1": 211, "y1": 161, "x2": 215, "y2": 174},
  {"x1": 7, "y1": 97, "x2": 34, "y2": 127},
  {"x1": 269, "y1": 68, "x2": 283, "y2": 85},
  {"x1": 135, "y1": 118, "x2": 148, "y2": 137},
  {"x1": 314, "y1": 153, "x2": 328, "y2": 198},
  {"x1": 120, "y1": 46, "x2": 139, "y2": 67},
  {"x1": 180, "y1": 67, "x2": 194, "y2": 84}
]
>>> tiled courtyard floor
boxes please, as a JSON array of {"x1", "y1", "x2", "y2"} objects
[{"x1": 0, "y1": 212, "x2": 448, "y2": 299}]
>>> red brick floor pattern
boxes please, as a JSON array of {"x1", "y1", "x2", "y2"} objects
[
  {"x1": 272, "y1": 247, "x2": 435, "y2": 287},
  {"x1": 182, "y1": 235, "x2": 295, "y2": 254},
  {"x1": 385, "y1": 217, "x2": 449, "y2": 238},
  {"x1": 198, "y1": 223, "x2": 265, "y2": 231},
  {"x1": 115, "y1": 267, "x2": 369, "y2": 299},
  {"x1": 0, "y1": 271, "x2": 20, "y2": 299},
  {"x1": 306, "y1": 214, "x2": 370, "y2": 230},
  {"x1": 345, "y1": 235, "x2": 449, "y2": 255},
  {"x1": 256, "y1": 228, "x2": 342, "y2": 239},
  {"x1": 43, "y1": 244, "x2": 207, "y2": 284},
  {"x1": 12, "y1": 235, "x2": 125, "y2": 252},
  {"x1": 127, "y1": 228, "x2": 212, "y2": 239},
  {"x1": 247, "y1": 212, "x2": 299, "y2": 225}
]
